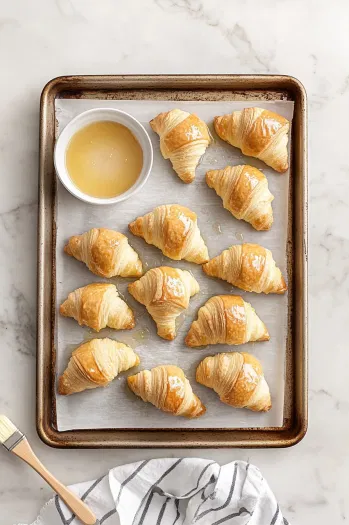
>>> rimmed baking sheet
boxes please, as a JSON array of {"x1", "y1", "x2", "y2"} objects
[{"x1": 37, "y1": 75, "x2": 307, "y2": 447}]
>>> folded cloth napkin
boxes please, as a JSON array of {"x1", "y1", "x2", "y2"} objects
[{"x1": 19, "y1": 458, "x2": 289, "y2": 525}]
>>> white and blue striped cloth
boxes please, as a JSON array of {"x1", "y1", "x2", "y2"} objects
[{"x1": 20, "y1": 459, "x2": 289, "y2": 525}]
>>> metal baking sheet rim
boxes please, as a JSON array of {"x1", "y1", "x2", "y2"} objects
[{"x1": 37, "y1": 75, "x2": 308, "y2": 448}]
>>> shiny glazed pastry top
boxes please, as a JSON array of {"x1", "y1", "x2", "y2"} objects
[
  {"x1": 206, "y1": 165, "x2": 274, "y2": 231},
  {"x1": 64, "y1": 228, "x2": 143, "y2": 278},
  {"x1": 214, "y1": 107, "x2": 290, "y2": 173},
  {"x1": 185, "y1": 295, "x2": 269, "y2": 347},
  {"x1": 58, "y1": 338, "x2": 140, "y2": 395},
  {"x1": 59, "y1": 282, "x2": 135, "y2": 332},
  {"x1": 150, "y1": 109, "x2": 211, "y2": 183},
  {"x1": 127, "y1": 364, "x2": 206, "y2": 418},
  {"x1": 129, "y1": 204, "x2": 209, "y2": 264},
  {"x1": 196, "y1": 352, "x2": 271, "y2": 412},
  {"x1": 128, "y1": 266, "x2": 200, "y2": 340},
  {"x1": 203, "y1": 243, "x2": 287, "y2": 294}
]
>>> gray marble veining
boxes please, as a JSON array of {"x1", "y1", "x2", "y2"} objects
[{"x1": 0, "y1": 1, "x2": 347, "y2": 524}]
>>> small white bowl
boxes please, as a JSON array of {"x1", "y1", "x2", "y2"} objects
[{"x1": 54, "y1": 108, "x2": 153, "y2": 205}]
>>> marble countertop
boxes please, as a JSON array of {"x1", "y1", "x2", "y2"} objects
[{"x1": 0, "y1": 1, "x2": 345, "y2": 524}]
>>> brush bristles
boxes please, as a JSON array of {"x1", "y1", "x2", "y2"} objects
[{"x1": 0, "y1": 415, "x2": 18, "y2": 444}]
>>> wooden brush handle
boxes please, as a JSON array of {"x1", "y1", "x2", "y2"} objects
[{"x1": 12, "y1": 438, "x2": 97, "y2": 525}]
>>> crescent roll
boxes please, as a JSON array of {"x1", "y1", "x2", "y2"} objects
[
  {"x1": 206, "y1": 165, "x2": 274, "y2": 231},
  {"x1": 127, "y1": 364, "x2": 206, "y2": 418},
  {"x1": 128, "y1": 266, "x2": 200, "y2": 340},
  {"x1": 196, "y1": 352, "x2": 271, "y2": 412},
  {"x1": 150, "y1": 109, "x2": 211, "y2": 183},
  {"x1": 214, "y1": 107, "x2": 290, "y2": 173},
  {"x1": 185, "y1": 295, "x2": 269, "y2": 347},
  {"x1": 203, "y1": 243, "x2": 287, "y2": 294},
  {"x1": 129, "y1": 204, "x2": 209, "y2": 263},
  {"x1": 60, "y1": 283, "x2": 135, "y2": 332},
  {"x1": 64, "y1": 228, "x2": 143, "y2": 278},
  {"x1": 58, "y1": 338, "x2": 140, "y2": 395}
]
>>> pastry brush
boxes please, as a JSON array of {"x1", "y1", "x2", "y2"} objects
[{"x1": 0, "y1": 415, "x2": 99, "y2": 525}]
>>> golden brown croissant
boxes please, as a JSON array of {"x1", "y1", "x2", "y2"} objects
[
  {"x1": 127, "y1": 365, "x2": 206, "y2": 418},
  {"x1": 129, "y1": 204, "x2": 209, "y2": 263},
  {"x1": 185, "y1": 295, "x2": 269, "y2": 347},
  {"x1": 203, "y1": 243, "x2": 287, "y2": 294},
  {"x1": 128, "y1": 266, "x2": 200, "y2": 340},
  {"x1": 64, "y1": 228, "x2": 142, "y2": 278},
  {"x1": 58, "y1": 338, "x2": 140, "y2": 395},
  {"x1": 214, "y1": 107, "x2": 290, "y2": 173},
  {"x1": 60, "y1": 283, "x2": 135, "y2": 332},
  {"x1": 206, "y1": 165, "x2": 274, "y2": 231},
  {"x1": 150, "y1": 109, "x2": 211, "y2": 183},
  {"x1": 196, "y1": 352, "x2": 271, "y2": 412}
]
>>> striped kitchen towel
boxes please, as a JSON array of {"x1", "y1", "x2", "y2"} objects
[{"x1": 19, "y1": 458, "x2": 289, "y2": 525}]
